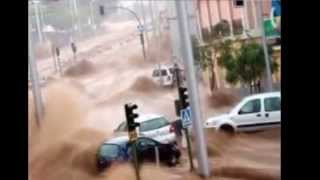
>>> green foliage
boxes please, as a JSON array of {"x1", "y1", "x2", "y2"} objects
[
  {"x1": 201, "y1": 28, "x2": 212, "y2": 43},
  {"x1": 201, "y1": 20, "x2": 231, "y2": 43},
  {"x1": 211, "y1": 20, "x2": 231, "y2": 38},
  {"x1": 217, "y1": 41, "x2": 279, "y2": 86},
  {"x1": 192, "y1": 36, "x2": 212, "y2": 70}
]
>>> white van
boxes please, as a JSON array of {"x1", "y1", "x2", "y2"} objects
[
  {"x1": 151, "y1": 64, "x2": 186, "y2": 87},
  {"x1": 204, "y1": 92, "x2": 281, "y2": 133},
  {"x1": 152, "y1": 65, "x2": 175, "y2": 87}
]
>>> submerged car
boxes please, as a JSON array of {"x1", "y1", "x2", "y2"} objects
[
  {"x1": 96, "y1": 136, "x2": 181, "y2": 171},
  {"x1": 204, "y1": 92, "x2": 281, "y2": 133},
  {"x1": 114, "y1": 114, "x2": 176, "y2": 144},
  {"x1": 96, "y1": 136, "x2": 129, "y2": 171}
]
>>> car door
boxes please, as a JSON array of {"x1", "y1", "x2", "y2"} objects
[
  {"x1": 232, "y1": 98, "x2": 264, "y2": 131},
  {"x1": 263, "y1": 96, "x2": 281, "y2": 127},
  {"x1": 136, "y1": 138, "x2": 157, "y2": 162}
]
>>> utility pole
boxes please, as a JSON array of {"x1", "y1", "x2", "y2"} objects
[
  {"x1": 227, "y1": 0, "x2": 234, "y2": 37},
  {"x1": 149, "y1": 0, "x2": 156, "y2": 40},
  {"x1": 139, "y1": 0, "x2": 149, "y2": 48},
  {"x1": 193, "y1": 0, "x2": 203, "y2": 43},
  {"x1": 32, "y1": 0, "x2": 43, "y2": 44},
  {"x1": 72, "y1": 0, "x2": 81, "y2": 36},
  {"x1": 38, "y1": 3, "x2": 47, "y2": 42},
  {"x1": 175, "y1": 0, "x2": 210, "y2": 177},
  {"x1": 90, "y1": 0, "x2": 97, "y2": 35},
  {"x1": 29, "y1": 5, "x2": 44, "y2": 127},
  {"x1": 257, "y1": 0, "x2": 273, "y2": 92}
]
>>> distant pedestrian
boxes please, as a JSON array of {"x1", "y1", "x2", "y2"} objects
[
  {"x1": 55, "y1": 47, "x2": 60, "y2": 57},
  {"x1": 71, "y1": 42, "x2": 77, "y2": 63},
  {"x1": 257, "y1": 80, "x2": 261, "y2": 93}
]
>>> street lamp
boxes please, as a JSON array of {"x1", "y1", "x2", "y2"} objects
[{"x1": 100, "y1": 5, "x2": 147, "y2": 61}]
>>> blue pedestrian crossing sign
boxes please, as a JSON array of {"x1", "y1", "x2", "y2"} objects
[
  {"x1": 180, "y1": 106, "x2": 192, "y2": 128},
  {"x1": 137, "y1": 25, "x2": 144, "y2": 33}
]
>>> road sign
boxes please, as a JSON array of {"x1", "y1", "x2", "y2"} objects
[
  {"x1": 180, "y1": 106, "x2": 192, "y2": 128},
  {"x1": 137, "y1": 25, "x2": 144, "y2": 32}
]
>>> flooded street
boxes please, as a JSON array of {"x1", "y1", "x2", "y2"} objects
[{"x1": 29, "y1": 18, "x2": 280, "y2": 180}]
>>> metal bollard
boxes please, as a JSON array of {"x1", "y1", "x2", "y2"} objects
[{"x1": 155, "y1": 146, "x2": 160, "y2": 167}]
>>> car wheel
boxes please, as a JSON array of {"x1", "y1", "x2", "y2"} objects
[
  {"x1": 219, "y1": 125, "x2": 235, "y2": 136},
  {"x1": 168, "y1": 155, "x2": 178, "y2": 166}
]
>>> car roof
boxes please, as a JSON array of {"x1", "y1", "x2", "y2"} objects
[
  {"x1": 243, "y1": 91, "x2": 281, "y2": 101},
  {"x1": 103, "y1": 136, "x2": 129, "y2": 145},
  {"x1": 135, "y1": 113, "x2": 165, "y2": 123}
]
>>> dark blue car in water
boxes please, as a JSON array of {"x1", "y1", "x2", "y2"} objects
[
  {"x1": 96, "y1": 136, "x2": 181, "y2": 172},
  {"x1": 96, "y1": 136, "x2": 130, "y2": 171}
]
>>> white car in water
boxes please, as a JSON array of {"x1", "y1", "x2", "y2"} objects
[
  {"x1": 152, "y1": 65, "x2": 175, "y2": 87},
  {"x1": 204, "y1": 92, "x2": 281, "y2": 133},
  {"x1": 151, "y1": 64, "x2": 186, "y2": 87},
  {"x1": 114, "y1": 114, "x2": 176, "y2": 144}
]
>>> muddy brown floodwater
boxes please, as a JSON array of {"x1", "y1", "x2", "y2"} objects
[{"x1": 29, "y1": 21, "x2": 280, "y2": 180}]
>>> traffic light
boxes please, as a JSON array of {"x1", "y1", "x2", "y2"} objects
[
  {"x1": 99, "y1": 5, "x2": 105, "y2": 16},
  {"x1": 125, "y1": 103, "x2": 140, "y2": 132},
  {"x1": 178, "y1": 87, "x2": 189, "y2": 109}
]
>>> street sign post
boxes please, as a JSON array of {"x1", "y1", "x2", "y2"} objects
[
  {"x1": 137, "y1": 25, "x2": 144, "y2": 33},
  {"x1": 180, "y1": 106, "x2": 194, "y2": 171},
  {"x1": 181, "y1": 106, "x2": 192, "y2": 128}
]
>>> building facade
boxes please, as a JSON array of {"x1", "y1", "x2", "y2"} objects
[{"x1": 197, "y1": 0, "x2": 274, "y2": 37}]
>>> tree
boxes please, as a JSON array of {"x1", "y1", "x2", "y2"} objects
[
  {"x1": 217, "y1": 41, "x2": 279, "y2": 93},
  {"x1": 192, "y1": 36, "x2": 218, "y2": 91},
  {"x1": 211, "y1": 20, "x2": 231, "y2": 38}
]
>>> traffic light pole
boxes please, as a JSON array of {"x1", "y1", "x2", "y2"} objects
[
  {"x1": 174, "y1": 64, "x2": 194, "y2": 171},
  {"x1": 175, "y1": 0, "x2": 210, "y2": 177},
  {"x1": 124, "y1": 103, "x2": 141, "y2": 180}
]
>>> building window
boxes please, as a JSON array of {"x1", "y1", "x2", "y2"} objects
[{"x1": 233, "y1": 0, "x2": 244, "y2": 8}]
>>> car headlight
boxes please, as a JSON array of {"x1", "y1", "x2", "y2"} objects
[{"x1": 205, "y1": 120, "x2": 218, "y2": 127}]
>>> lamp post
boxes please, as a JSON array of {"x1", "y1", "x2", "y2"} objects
[{"x1": 101, "y1": 6, "x2": 146, "y2": 61}]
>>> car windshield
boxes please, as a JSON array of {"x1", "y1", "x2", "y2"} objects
[
  {"x1": 169, "y1": 68, "x2": 175, "y2": 74},
  {"x1": 139, "y1": 117, "x2": 169, "y2": 132},
  {"x1": 115, "y1": 122, "x2": 127, "y2": 132},
  {"x1": 99, "y1": 144, "x2": 120, "y2": 158},
  {"x1": 152, "y1": 69, "x2": 167, "y2": 77}
]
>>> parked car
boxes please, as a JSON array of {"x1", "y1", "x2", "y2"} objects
[
  {"x1": 204, "y1": 92, "x2": 281, "y2": 133},
  {"x1": 96, "y1": 136, "x2": 181, "y2": 171},
  {"x1": 114, "y1": 114, "x2": 176, "y2": 144}
]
